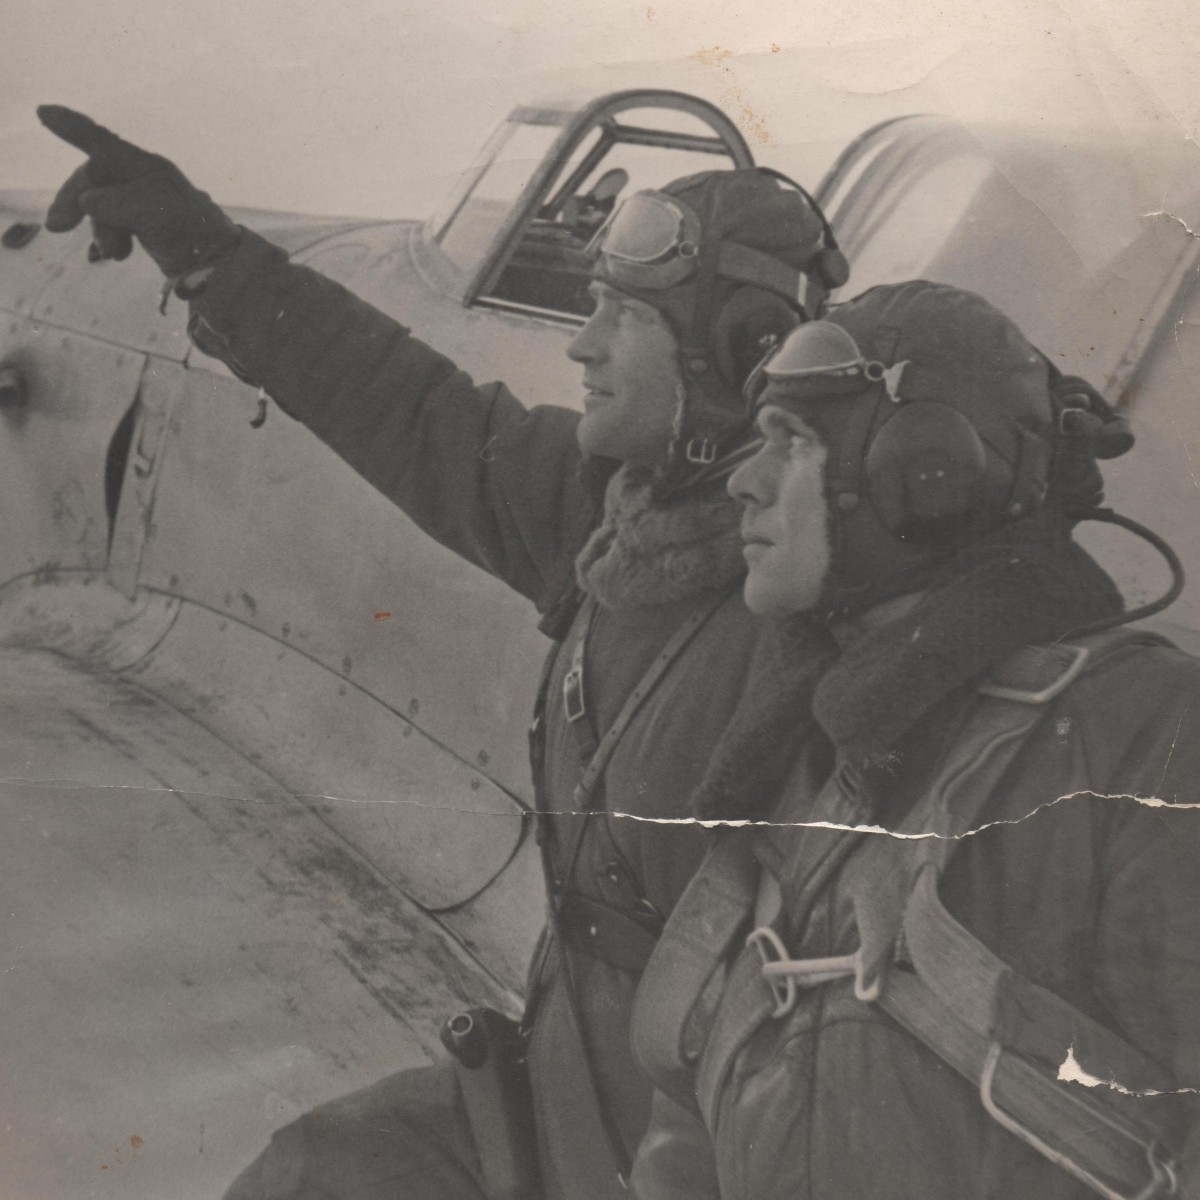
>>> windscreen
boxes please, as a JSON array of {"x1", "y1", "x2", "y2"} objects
[{"x1": 433, "y1": 121, "x2": 564, "y2": 271}]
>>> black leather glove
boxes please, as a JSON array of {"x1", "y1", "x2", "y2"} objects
[{"x1": 38, "y1": 105, "x2": 240, "y2": 278}]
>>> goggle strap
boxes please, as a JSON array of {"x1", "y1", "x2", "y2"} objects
[{"x1": 716, "y1": 241, "x2": 803, "y2": 309}]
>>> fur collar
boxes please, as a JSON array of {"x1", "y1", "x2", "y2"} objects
[
  {"x1": 693, "y1": 516, "x2": 1124, "y2": 820},
  {"x1": 574, "y1": 464, "x2": 746, "y2": 610},
  {"x1": 691, "y1": 615, "x2": 839, "y2": 821}
]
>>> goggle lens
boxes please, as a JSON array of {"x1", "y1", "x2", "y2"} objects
[
  {"x1": 765, "y1": 321, "x2": 865, "y2": 380},
  {"x1": 591, "y1": 192, "x2": 691, "y2": 264},
  {"x1": 744, "y1": 321, "x2": 886, "y2": 410}
]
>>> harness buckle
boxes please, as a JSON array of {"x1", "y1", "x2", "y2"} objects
[
  {"x1": 746, "y1": 926, "x2": 878, "y2": 1018},
  {"x1": 562, "y1": 664, "x2": 587, "y2": 723},
  {"x1": 979, "y1": 1043, "x2": 1179, "y2": 1200},
  {"x1": 685, "y1": 436, "x2": 717, "y2": 465}
]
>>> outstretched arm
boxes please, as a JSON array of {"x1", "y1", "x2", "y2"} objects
[{"x1": 38, "y1": 106, "x2": 592, "y2": 608}]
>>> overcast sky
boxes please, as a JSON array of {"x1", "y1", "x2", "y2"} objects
[{"x1": 3, "y1": 0, "x2": 1199, "y2": 219}]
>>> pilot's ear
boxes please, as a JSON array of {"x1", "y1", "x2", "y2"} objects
[{"x1": 713, "y1": 287, "x2": 803, "y2": 393}]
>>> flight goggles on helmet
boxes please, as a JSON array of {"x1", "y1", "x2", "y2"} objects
[
  {"x1": 743, "y1": 320, "x2": 901, "y2": 409},
  {"x1": 589, "y1": 188, "x2": 810, "y2": 306},
  {"x1": 742, "y1": 316, "x2": 1074, "y2": 553}
]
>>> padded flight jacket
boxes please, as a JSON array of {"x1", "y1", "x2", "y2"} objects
[
  {"x1": 630, "y1": 632, "x2": 1200, "y2": 1199},
  {"x1": 186, "y1": 230, "x2": 760, "y2": 1198}
]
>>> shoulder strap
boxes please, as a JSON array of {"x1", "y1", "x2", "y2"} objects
[
  {"x1": 846, "y1": 626, "x2": 1169, "y2": 985},
  {"x1": 572, "y1": 583, "x2": 739, "y2": 809},
  {"x1": 539, "y1": 582, "x2": 738, "y2": 1188},
  {"x1": 877, "y1": 871, "x2": 1182, "y2": 1200}
]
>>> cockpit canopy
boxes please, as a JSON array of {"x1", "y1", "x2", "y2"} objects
[{"x1": 421, "y1": 90, "x2": 755, "y2": 322}]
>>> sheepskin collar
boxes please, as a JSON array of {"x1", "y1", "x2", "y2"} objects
[
  {"x1": 693, "y1": 516, "x2": 1124, "y2": 820},
  {"x1": 814, "y1": 518, "x2": 1122, "y2": 771},
  {"x1": 574, "y1": 464, "x2": 746, "y2": 610}
]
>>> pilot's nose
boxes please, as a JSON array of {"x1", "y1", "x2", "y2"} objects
[
  {"x1": 567, "y1": 308, "x2": 607, "y2": 365},
  {"x1": 728, "y1": 446, "x2": 771, "y2": 507}
]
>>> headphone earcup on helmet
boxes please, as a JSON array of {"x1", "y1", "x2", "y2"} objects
[
  {"x1": 812, "y1": 247, "x2": 851, "y2": 291},
  {"x1": 713, "y1": 287, "x2": 803, "y2": 394},
  {"x1": 865, "y1": 402, "x2": 988, "y2": 538}
]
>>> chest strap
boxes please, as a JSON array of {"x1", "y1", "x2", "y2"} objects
[
  {"x1": 547, "y1": 583, "x2": 739, "y2": 953},
  {"x1": 569, "y1": 586, "x2": 737, "y2": 810}
]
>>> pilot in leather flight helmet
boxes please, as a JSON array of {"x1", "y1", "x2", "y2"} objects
[
  {"x1": 736, "y1": 280, "x2": 1135, "y2": 615},
  {"x1": 588, "y1": 168, "x2": 849, "y2": 483}
]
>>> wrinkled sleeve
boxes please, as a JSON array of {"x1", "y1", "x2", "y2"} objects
[
  {"x1": 630, "y1": 1089, "x2": 721, "y2": 1200},
  {"x1": 186, "y1": 230, "x2": 590, "y2": 609}
]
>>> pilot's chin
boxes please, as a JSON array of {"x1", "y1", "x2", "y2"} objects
[
  {"x1": 742, "y1": 567, "x2": 826, "y2": 618},
  {"x1": 575, "y1": 415, "x2": 615, "y2": 460}
]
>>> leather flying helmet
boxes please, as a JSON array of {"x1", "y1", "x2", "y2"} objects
[
  {"x1": 748, "y1": 280, "x2": 1136, "y2": 603},
  {"x1": 589, "y1": 168, "x2": 849, "y2": 480}
]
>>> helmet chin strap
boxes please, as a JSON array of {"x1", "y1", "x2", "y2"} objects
[
  {"x1": 649, "y1": 419, "x2": 759, "y2": 502},
  {"x1": 672, "y1": 184, "x2": 727, "y2": 473}
]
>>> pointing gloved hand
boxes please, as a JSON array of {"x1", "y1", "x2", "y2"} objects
[{"x1": 37, "y1": 105, "x2": 240, "y2": 278}]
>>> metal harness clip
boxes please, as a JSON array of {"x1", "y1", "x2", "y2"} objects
[{"x1": 746, "y1": 926, "x2": 878, "y2": 1018}]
